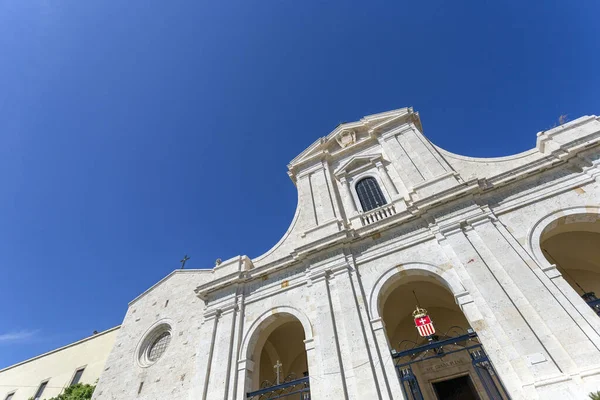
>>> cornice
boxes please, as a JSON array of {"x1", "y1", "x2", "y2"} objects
[
  {"x1": 0, "y1": 326, "x2": 121, "y2": 373},
  {"x1": 193, "y1": 112, "x2": 600, "y2": 305},
  {"x1": 194, "y1": 272, "x2": 248, "y2": 301},
  {"x1": 195, "y1": 157, "x2": 596, "y2": 303},
  {"x1": 333, "y1": 153, "x2": 385, "y2": 178}
]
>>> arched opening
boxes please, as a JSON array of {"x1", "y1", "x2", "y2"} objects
[
  {"x1": 244, "y1": 313, "x2": 310, "y2": 399},
  {"x1": 356, "y1": 177, "x2": 387, "y2": 212},
  {"x1": 379, "y1": 272, "x2": 509, "y2": 400},
  {"x1": 381, "y1": 275, "x2": 469, "y2": 348},
  {"x1": 540, "y1": 214, "x2": 600, "y2": 315},
  {"x1": 257, "y1": 320, "x2": 307, "y2": 386}
]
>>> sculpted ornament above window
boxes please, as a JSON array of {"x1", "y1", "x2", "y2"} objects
[{"x1": 335, "y1": 130, "x2": 356, "y2": 148}]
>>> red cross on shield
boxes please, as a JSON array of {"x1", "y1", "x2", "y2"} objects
[{"x1": 414, "y1": 314, "x2": 435, "y2": 337}]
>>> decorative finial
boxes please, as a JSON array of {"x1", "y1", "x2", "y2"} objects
[{"x1": 215, "y1": 258, "x2": 222, "y2": 266}]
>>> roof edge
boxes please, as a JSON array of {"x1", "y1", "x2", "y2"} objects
[
  {"x1": 0, "y1": 326, "x2": 121, "y2": 373},
  {"x1": 128, "y1": 268, "x2": 212, "y2": 306}
]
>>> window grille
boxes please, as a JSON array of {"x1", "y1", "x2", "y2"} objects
[
  {"x1": 356, "y1": 177, "x2": 387, "y2": 212},
  {"x1": 148, "y1": 331, "x2": 171, "y2": 362}
]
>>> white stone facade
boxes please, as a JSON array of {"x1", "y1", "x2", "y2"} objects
[{"x1": 93, "y1": 108, "x2": 600, "y2": 400}]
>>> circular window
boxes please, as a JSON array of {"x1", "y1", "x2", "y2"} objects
[
  {"x1": 138, "y1": 323, "x2": 172, "y2": 367},
  {"x1": 148, "y1": 331, "x2": 171, "y2": 361}
]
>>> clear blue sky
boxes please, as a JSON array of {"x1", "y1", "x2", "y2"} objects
[{"x1": 1, "y1": 0, "x2": 599, "y2": 368}]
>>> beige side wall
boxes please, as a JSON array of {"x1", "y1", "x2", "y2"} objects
[{"x1": 0, "y1": 327, "x2": 119, "y2": 400}]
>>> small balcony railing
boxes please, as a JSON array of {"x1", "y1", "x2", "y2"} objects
[{"x1": 360, "y1": 204, "x2": 397, "y2": 226}]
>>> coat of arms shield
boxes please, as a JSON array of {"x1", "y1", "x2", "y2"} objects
[{"x1": 413, "y1": 306, "x2": 435, "y2": 337}]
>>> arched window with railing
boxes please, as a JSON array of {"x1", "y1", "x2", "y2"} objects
[{"x1": 355, "y1": 177, "x2": 387, "y2": 212}]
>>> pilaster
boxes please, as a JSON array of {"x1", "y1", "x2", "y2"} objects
[
  {"x1": 375, "y1": 160, "x2": 400, "y2": 199},
  {"x1": 328, "y1": 262, "x2": 385, "y2": 399},
  {"x1": 369, "y1": 317, "x2": 405, "y2": 399},
  {"x1": 435, "y1": 225, "x2": 538, "y2": 399},
  {"x1": 227, "y1": 292, "x2": 245, "y2": 400},
  {"x1": 306, "y1": 269, "x2": 349, "y2": 399},
  {"x1": 379, "y1": 129, "x2": 424, "y2": 188},
  {"x1": 200, "y1": 309, "x2": 223, "y2": 400},
  {"x1": 475, "y1": 217, "x2": 600, "y2": 371},
  {"x1": 339, "y1": 175, "x2": 358, "y2": 218},
  {"x1": 204, "y1": 305, "x2": 237, "y2": 400}
]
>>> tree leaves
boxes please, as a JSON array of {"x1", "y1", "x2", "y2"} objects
[{"x1": 35, "y1": 384, "x2": 95, "y2": 400}]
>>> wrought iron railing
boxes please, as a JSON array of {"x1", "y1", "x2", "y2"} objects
[
  {"x1": 246, "y1": 376, "x2": 310, "y2": 400},
  {"x1": 391, "y1": 328, "x2": 510, "y2": 400},
  {"x1": 392, "y1": 328, "x2": 479, "y2": 362}
]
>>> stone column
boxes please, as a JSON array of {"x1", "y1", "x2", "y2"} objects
[
  {"x1": 375, "y1": 160, "x2": 400, "y2": 199},
  {"x1": 227, "y1": 293, "x2": 245, "y2": 400},
  {"x1": 189, "y1": 310, "x2": 220, "y2": 400},
  {"x1": 235, "y1": 358, "x2": 254, "y2": 400},
  {"x1": 328, "y1": 265, "x2": 384, "y2": 399},
  {"x1": 339, "y1": 175, "x2": 358, "y2": 216},
  {"x1": 369, "y1": 317, "x2": 405, "y2": 399},
  {"x1": 306, "y1": 269, "x2": 349, "y2": 400},
  {"x1": 204, "y1": 308, "x2": 237, "y2": 400},
  {"x1": 303, "y1": 338, "x2": 319, "y2": 398}
]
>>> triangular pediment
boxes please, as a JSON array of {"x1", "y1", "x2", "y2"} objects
[
  {"x1": 334, "y1": 154, "x2": 383, "y2": 177},
  {"x1": 288, "y1": 107, "x2": 416, "y2": 170}
]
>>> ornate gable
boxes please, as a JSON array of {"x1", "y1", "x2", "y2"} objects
[{"x1": 288, "y1": 107, "x2": 416, "y2": 174}]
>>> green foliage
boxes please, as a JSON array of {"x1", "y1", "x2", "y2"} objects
[
  {"x1": 30, "y1": 384, "x2": 95, "y2": 400},
  {"x1": 589, "y1": 391, "x2": 600, "y2": 400}
]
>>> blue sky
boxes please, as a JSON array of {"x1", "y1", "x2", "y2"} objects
[{"x1": 0, "y1": 0, "x2": 599, "y2": 368}]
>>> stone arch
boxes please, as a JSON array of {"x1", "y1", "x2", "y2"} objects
[
  {"x1": 368, "y1": 262, "x2": 517, "y2": 400},
  {"x1": 528, "y1": 205, "x2": 600, "y2": 268},
  {"x1": 368, "y1": 262, "x2": 467, "y2": 321},
  {"x1": 528, "y1": 206, "x2": 600, "y2": 323},
  {"x1": 238, "y1": 306, "x2": 314, "y2": 395},
  {"x1": 239, "y1": 306, "x2": 313, "y2": 361}
]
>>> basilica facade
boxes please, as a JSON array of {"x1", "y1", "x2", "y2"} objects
[{"x1": 92, "y1": 108, "x2": 600, "y2": 400}]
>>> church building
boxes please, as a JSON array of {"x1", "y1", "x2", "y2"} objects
[{"x1": 79, "y1": 108, "x2": 600, "y2": 399}]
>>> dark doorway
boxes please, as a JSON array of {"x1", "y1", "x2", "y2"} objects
[{"x1": 432, "y1": 375, "x2": 479, "y2": 400}]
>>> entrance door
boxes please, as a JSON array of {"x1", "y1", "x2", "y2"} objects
[
  {"x1": 433, "y1": 375, "x2": 480, "y2": 400},
  {"x1": 393, "y1": 331, "x2": 510, "y2": 400}
]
